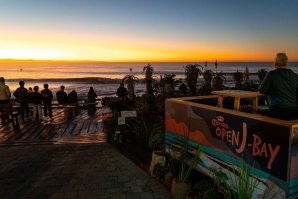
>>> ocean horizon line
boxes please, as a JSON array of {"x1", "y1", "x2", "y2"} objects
[
  {"x1": 1, "y1": 59, "x2": 287, "y2": 63},
  {"x1": 4, "y1": 72, "x2": 261, "y2": 82}
]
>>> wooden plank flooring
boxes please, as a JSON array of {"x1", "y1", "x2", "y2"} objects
[{"x1": 0, "y1": 108, "x2": 106, "y2": 146}]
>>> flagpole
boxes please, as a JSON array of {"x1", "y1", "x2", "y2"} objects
[{"x1": 215, "y1": 59, "x2": 218, "y2": 73}]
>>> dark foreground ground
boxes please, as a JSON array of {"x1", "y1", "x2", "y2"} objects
[
  {"x1": 0, "y1": 143, "x2": 172, "y2": 199},
  {"x1": 0, "y1": 109, "x2": 171, "y2": 199}
]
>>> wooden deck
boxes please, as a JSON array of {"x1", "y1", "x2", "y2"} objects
[{"x1": 0, "y1": 108, "x2": 107, "y2": 146}]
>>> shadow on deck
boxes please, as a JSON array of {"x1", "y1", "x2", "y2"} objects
[{"x1": 0, "y1": 108, "x2": 107, "y2": 146}]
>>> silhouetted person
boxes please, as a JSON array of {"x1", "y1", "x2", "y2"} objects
[
  {"x1": 68, "y1": 89, "x2": 78, "y2": 103},
  {"x1": 27, "y1": 87, "x2": 33, "y2": 104},
  {"x1": 0, "y1": 77, "x2": 11, "y2": 123},
  {"x1": 0, "y1": 77, "x2": 11, "y2": 104},
  {"x1": 13, "y1": 81, "x2": 29, "y2": 119},
  {"x1": 259, "y1": 53, "x2": 298, "y2": 120},
  {"x1": 68, "y1": 89, "x2": 79, "y2": 115},
  {"x1": 88, "y1": 87, "x2": 97, "y2": 103},
  {"x1": 27, "y1": 87, "x2": 34, "y2": 118},
  {"x1": 56, "y1": 85, "x2": 68, "y2": 105},
  {"x1": 115, "y1": 82, "x2": 128, "y2": 113},
  {"x1": 117, "y1": 83, "x2": 128, "y2": 98},
  {"x1": 41, "y1": 84, "x2": 53, "y2": 120},
  {"x1": 87, "y1": 87, "x2": 97, "y2": 115},
  {"x1": 179, "y1": 83, "x2": 187, "y2": 95},
  {"x1": 32, "y1": 86, "x2": 42, "y2": 121}
]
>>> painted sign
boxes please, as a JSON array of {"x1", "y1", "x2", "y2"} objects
[
  {"x1": 290, "y1": 138, "x2": 298, "y2": 199},
  {"x1": 165, "y1": 100, "x2": 292, "y2": 198},
  {"x1": 118, "y1": 117, "x2": 126, "y2": 125},
  {"x1": 121, "y1": 111, "x2": 137, "y2": 117}
]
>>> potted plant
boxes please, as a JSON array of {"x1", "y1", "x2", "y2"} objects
[
  {"x1": 193, "y1": 180, "x2": 220, "y2": 199},
  {"x1": 169, "y1": 138, "x2": 202, "y2": 199},
  {"x1": 152, "y1": 163, "x2": 168, "y2": 181},
  {"x1": 164, "y1": 167, "x2": 174, "y2": 189},
  {"x1": 148, "y1": 118, "x2": 166, "y2": 176},
  {"x1": 150, "y1": 150, "x2": 166, "y2": 176}
]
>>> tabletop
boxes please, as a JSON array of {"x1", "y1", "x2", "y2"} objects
[
  {"x1": 211, "y1": 90, "x2": 263, "y2": 98},
  {"x1": 211, "y1": 90, "x2": 264, "y2": 112}
]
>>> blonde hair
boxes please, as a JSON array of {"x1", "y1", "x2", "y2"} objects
[{"x1": 274, "y1": 52, "x2": 288, "y2": 68}]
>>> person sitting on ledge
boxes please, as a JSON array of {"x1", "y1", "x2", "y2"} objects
[
  {"x1": 116, "y1": 82, "x2": 128, "y2": 99},
  {"x1": 68, "y1": 89, "x2": 78, "y2": 104},
  {"x1": 259, "y1": 52, "x2": 298, "y2": 120},
  {"x1": 56, "y1": 85, "x2": 68, "y2": 105},
  {"x1": 68, "y1": 89, "x2": 79, "y2": 115}
]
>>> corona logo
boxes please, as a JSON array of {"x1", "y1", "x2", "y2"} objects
[{"x1": 217, "y1": 116, "x2": 224, "y2": 122}]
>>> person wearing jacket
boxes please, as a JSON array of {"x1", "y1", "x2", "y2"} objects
[
  {"x1": 116, "y1": 83, "x2": 128, "y2": 98},
  {"x1": 27, "y1": 87, "x2": 33, "y2": 105},
  {"x1": 259, "y1": 53, "x2": 298, "y2": 120},
  {"x1": 32, "y1": 86, "x2": 43, "y2": 122},
  {"x1": 0, "y1": 77, "x2": 11, "y2": 123},
  {"x1": 87, "y1": 87, "x2": 97, "y2": 115},
  {"x1": 56, "y1": 85, "x2": 68, "y2": 105},
  {"x1": 68, "y1": 89, "x2": 79, "y2": 115},
  {"x1": 41, "y1": 84, "x2": 53, "y2": 120},
  {"x1": 0, "y1": 77, "x2": 11, "y2": 104},
  {"x1": 13, "y1": 81, "x2": 29, "y2": 119},
  {"x1": 68, "y1": 90, "x2": 78, "y2": 104},
  {"x1": 88, "y1": 87, "x2": 97, "y2": 103}
]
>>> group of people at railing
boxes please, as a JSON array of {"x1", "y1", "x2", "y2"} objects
[
  {"x1": 13, "y1": 81, "x2": 55, "y2": 121},
  {"x1": 0, "y1": 78, "x2": 100, "y2": 122}
]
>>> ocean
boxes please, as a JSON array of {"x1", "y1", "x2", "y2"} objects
[{"x1": 1, "y1": 61, "x2": 298, "y2": 98}]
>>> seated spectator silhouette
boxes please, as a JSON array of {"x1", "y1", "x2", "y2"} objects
[
  {"x1": 68, "y1": 90, "x2": 78, "y2": 104},
  {"x1": 179, "y1": 83, "x2": 187, "y2": 95},
  {"x1": 56, "y1": 85, "x2": 68, "y2": 105},
  {"x1": 117, "y1": 83, "x2": 128, "y2": 98},
  {"x1": 259, "y1": 52, "x2": 298, "y2": 120},
  {"x1": 68, "y1": 89, "x2": 79, "y2": 115}
]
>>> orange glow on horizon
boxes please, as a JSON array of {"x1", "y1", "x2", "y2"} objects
[
  {"x1": 0, "y1": 42, "x2": 280, "y2": 62},
  {"x1": 1, "y1": 27, "x2": 297, "y2": 62},
  {"x1": 0, "y1": 47, "x2": 283, "y2": 62}
]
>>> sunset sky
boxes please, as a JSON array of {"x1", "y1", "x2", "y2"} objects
[{"x1": 0, "y1": 0, "x2": 298, "y2": 62}]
